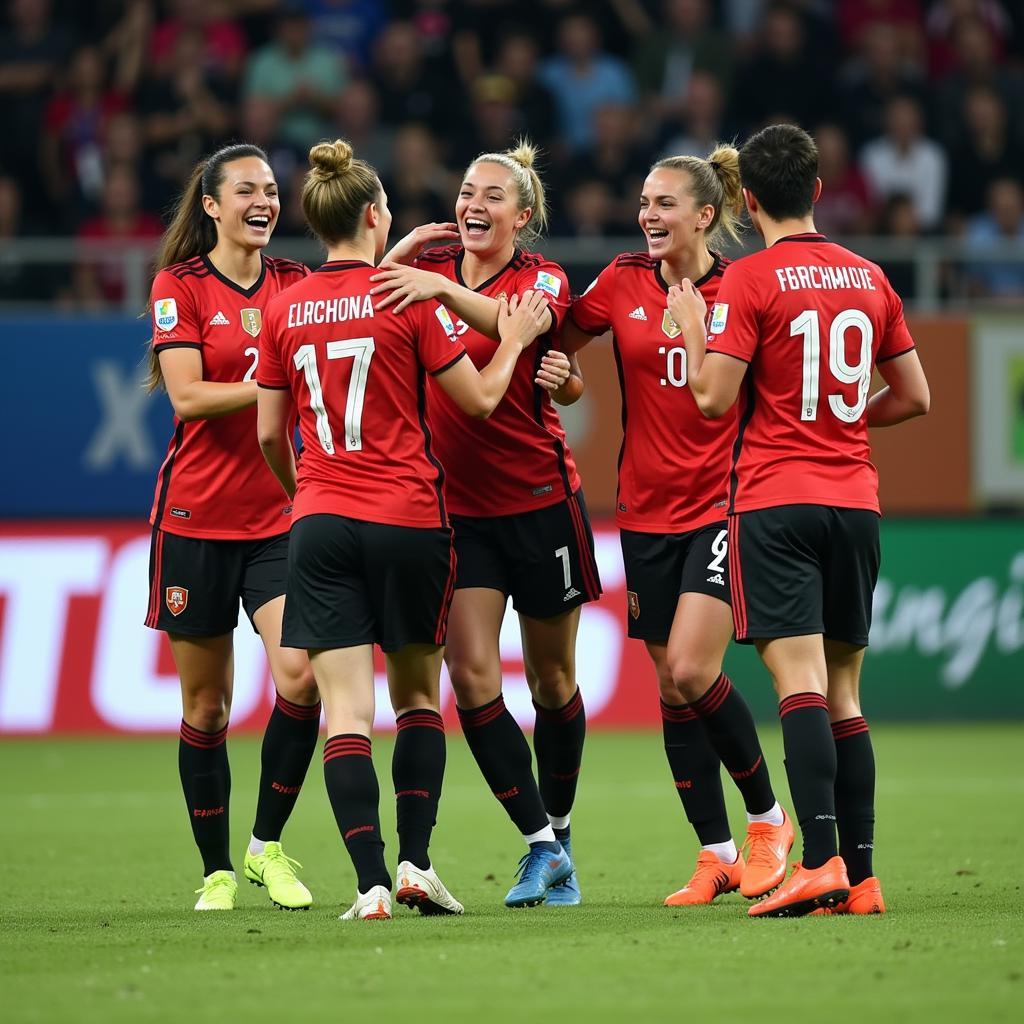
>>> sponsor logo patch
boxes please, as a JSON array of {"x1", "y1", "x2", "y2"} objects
[
  {"x1": 169, "y1": 507, "x2": 191, "y2": 519},
  {"x1": 628, "y1": 306, "x2": 648, "y2": 321},
  {"x1": 532, "y1": 484, "x2": 554, "y2": 496},
  {"x1": 661, "y1": 309, "x2": 681, "y2": 339},
  {"x1": 627, "y1": 591, "x2": 640, "y2": 619},
  {"x1": 534, "y1": 271, "x2": 562, "y2": 298},
  {"x1": 239, "y1": 308, "x2": 262, "y2": 337},
  {"x1": 563, "y1": 587, "x2": 581, "y2": 602},
  {"x1": 709, "y1": 302, "x2": 729, "y2": 334},
  {"x1": 209, "y1": 310, "x2": 230, "y2": 326},
  {"x1": 154, "y1": 298, "x2": 178, "y2": 332},
  {"x1": 706, "y1": 573, "x2": 725, "y2": 586},
  {"x1": 165, "y1": 586, "x2": 188, "y2": 616}
]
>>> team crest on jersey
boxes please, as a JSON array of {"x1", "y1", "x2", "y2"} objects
[
  {"x1": 240, "y1": 308, "x2": 262, "y2": 337},
  {"x1": 154, "y1": 298, "x2": 178, "y2": 332},
  {"x1": 661, "y1": 310, "x2": 681, "y2": 339},
  {"x1": 709, "y1": 302, "x2": 729, "y2": 334},
  {"x1": 165, "y1": 586, "x2": 188, "y2": 616},
  {"x1": 534, "y1": 271, "x2": 562, "y2": 298},
  {"x1": 627, "y1": 591, "x2": 640, "y2": 620}
]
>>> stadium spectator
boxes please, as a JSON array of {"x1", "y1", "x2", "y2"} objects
[
  {"x1": 659, "y1": 70, "x2": 727, "y2": 160},
  {"x1": 144, "y1": 142, "x2": 319, "y2": 914},
  {"x1": 875, "y1": 193, "x2": 922, "y2": 299},
  {"x1": 71, "y1": 164, "x2": 163, "y2": 308},
  {"x1": 493, "y1": 31, "x2": 558, "y2": 149},
  {"x1": 294, "y1": 0, "x2": 390, "y2": 72},
  {"x1": 555, "y1": 178, "x2": 618, "y2": 238},
  {"x1": 965, "y1": 177, "x2": 1024, "y2": 301},
  {"x1": 538, "y1": 13, "x2": 637, "y2": 154},
  {"x1": 836, "y1": 0, "x2": 924, "y2": 56},
  {"x1": 242, "y1": 6, "x2": 346, "y2": 150},
  {"x1": 813, "y1": 123, "x2": 876, "y2": 236},
  {"x1": 239, "y1": 95, "x2": 308, "y2": 195},
  {"x1": 332, "y1": 78, "x2": 396, "y2": 179},
  {"x1": 925, "y1": 0, "x2": 1013, "y2": 77},
  {"x1": 103, "y1": 111, "x2": 169, "y2": 217},
  {"x1": 383, "y1": 123, "x2": 456, "y2": 237},
  {"x1": 149, "y1": 0, "x2": 248, "y2": 82},
  {"x1": 0, "y1": 174, "x2": 55, "y2": 302},
  {"x1": 860, "y1": 95, "x2": 948, "y2": 230}
]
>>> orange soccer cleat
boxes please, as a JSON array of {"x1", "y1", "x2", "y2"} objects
[
  {"x1": 811, "y1": 876, "x2": 886, "y2": 916},
  {"x1": 664, "y1": 850, "x2": 745, "y2": 907},
  {"x1": 748, "y1": 856, "x2": 849, "y2": 918},
  {"x1": 739, "y1": 809, "x2": 795, "y2": 898}
]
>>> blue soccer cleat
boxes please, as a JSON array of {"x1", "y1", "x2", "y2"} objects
[
  {"x1": 504, "y1": 845, "x2": 573, "y2": 908},
  {"x1": 544, "y1": 837, "x2": 581, "y2": 907}
]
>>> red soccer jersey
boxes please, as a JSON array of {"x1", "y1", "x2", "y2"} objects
[
  {"x1": 414, "y1": 245, "x2": 580, "y2": 517},
  {"x1": 149, "y1": 253, "x2": 309, "y2": 540},
  {"x1": 258, "y1": 261, "x2": 467, "y2": 528},
  {"x1": 570, "y1": 251, "x2": 734, "y2": 533},
  {"x1": 706, "y1": 233, "x2": 916, "y2": 514}
]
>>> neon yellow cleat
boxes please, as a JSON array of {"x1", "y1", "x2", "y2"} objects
[
  {"x1": 243, "y1": 842, "x2": 313, "y2": 910},
  {"x1": 194, "y1": 870, "x2": 238, "y2": 910}
]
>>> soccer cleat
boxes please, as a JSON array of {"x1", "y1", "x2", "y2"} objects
[
  {"x1": 664, "y1": 850, "x2": 745, "y2": 907},
  {"x1": 395, "y1": 861, "x2": 465, "y2": 916},
  {"x1": 811, "y1": 876, "x2": 886, "y2": 916},
  {"x1": 544, "y1": 837, "x2": 581, "y2": 907},
  {"x1": 243, "y1": 841, "x2": 313, "y2": 910},
  {"x1": 739, "y1": 808, "x2": 795, "y2": 898},
  {"x1": 340, "y1": 884, "x2": 392, "y2": 921},
  {"x1": 193, "y1": 870, "x2": 238, "y2": 911},
  {"x1": 748, "y1": 856, "x2": 850, "y2": 918},
  {"x1": 504, "y1": 845, "x2": 573, "y2": 908}
]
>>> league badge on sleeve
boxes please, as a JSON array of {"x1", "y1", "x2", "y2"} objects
[
  {"x1": 435, "y1": 304, "x2": 458, "y2": 339},
  {"x1": 534, "y1": 271, "x2": 562, "y2": 298},
  {"x1": 154, "y1": 298, "x2": 178, "y2": 332},
  {"x1": 709, "y1": 302, "x2": 729, "y2": 334}
]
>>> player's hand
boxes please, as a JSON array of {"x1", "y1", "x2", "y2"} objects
[
  {"x1": 535, "y1": 350, "x2": 571, "y2": 392},
  {"x1": 497, "y1": 290, "x2": 549, "y2": 350},
  {"x1": 667, "y1": 279, "x2": 707, "y2": 332},
  {"x1": 369, "y1": 263, "x2": 446, "y2": 312},
  {"x1": 379, "y1": 222, "x2": 460, "y2": 266}
]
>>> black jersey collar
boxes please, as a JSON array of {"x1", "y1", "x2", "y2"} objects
[
  {"x1": 654, "y1": 251, "x2": 722, "y2": 294},
  {"x1": 202, "y1": 253, "x2": 267, "y2": 298},
  {"x1": 455, "y1": 248, "x2": 518, "y2": 293}
]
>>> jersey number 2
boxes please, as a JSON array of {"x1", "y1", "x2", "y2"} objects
[
  {"x1": 293, "y1": 339, "x2": 375, "y2": 454},
  {"x1": 791, "y1": 309, "x2": 872, "y2": 422}
]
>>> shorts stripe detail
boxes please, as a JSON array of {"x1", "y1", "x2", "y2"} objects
[
  {"x1": 533, "y1": 687, "x2": 584, "y2": 724},
  {"x1": 778, "y1": 692, "x2": 829, "y2": 718},
  {"x1": 727, "y1": 516, "x2": 748, "y2": 639},
  {"x1": 567, "y1": 495, "x2": 601, "y2": 599},
  {"x1": 435, "y1": 534, "x2": 457, "y2": 645},
  {"x1": 323, "y1": 734, "x2": 372, "y2": 764},
  {"x1": 275, "y1": 694, "x2": 322, "y2": 721},
  {"x1": 659, "y1": 699, "x2": 697, "y2": 723},
  {"x1": 152, "y1": 421, "x2": 186, "y2": 527},
  {"x1": 831, "y1": 716, "x2": 869, "y2": 740},
  {"x1": 146, "y1": 528, "x2": 166, "y2": 628},
  {"x1": 396, "y1": 708, "x2": 445, "y2": 733},
  {"x1": 691, "y1": 673, "x2": 732, "y2": 717},
  {"x1": 180, "y1": 720, "x2": 228, "y2": 749},
  {"x1": 457, "y1": 695, "x2": 507, "y2": 729}
]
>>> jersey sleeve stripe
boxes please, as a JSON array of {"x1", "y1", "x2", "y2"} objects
[
  {"x1": 153, "y1": 341, "x2": 202, "y2": 352},
  {"x1": 256, "y1": 382, "x2": 291, "y2": 390},
  {"x1": 429, "y1": 350, "x2": 466, "y2": 376},
  {"x1": 876, "y1": 344, "x2": 916, "y2": 364}
]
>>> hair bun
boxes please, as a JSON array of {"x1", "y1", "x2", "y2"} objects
[
  {"x1": 507, "y1": 139, "x2": 537, "y2": 170},
  {"x1": 308, "y1": 139, "x2": 353, "y2": 180}
]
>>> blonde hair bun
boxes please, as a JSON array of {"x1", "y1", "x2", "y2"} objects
[{"x1": 308, "y1": 139, "x2": 354, "y2": 180}]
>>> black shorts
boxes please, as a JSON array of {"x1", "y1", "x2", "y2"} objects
[
  {"x1": 620, "y1": 522, "x2": 730, "y2": 643},
  {"x1": 281, "y1": 513, "x2": 456, "y2": 653},
  {"x1": 729, "y1": 505, "x2": 880, "y2": 646},
  {"x1": 145, "y1": 529, "x2": 288, "y2": 636},
  {"x1": 451, "y1": 490, "x2": 602, "y2": 620}
]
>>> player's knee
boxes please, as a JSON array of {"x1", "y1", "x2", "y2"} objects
[
  {"x1": 529, "y1": 661, "x2": 574, "y2": 705},
  {"x1": 275, "y1": 657, "x2": 318, "y2": 706},
  {"x1": 447, "y1": 657, "x2": 499, "y2": 707},
  {"x1": 656, "y1": 672, "x2": 683, "y2": 704},
  {"x1": 669, "y1": 658, "x2": 717, "y2": 703},
  {"x1": 184, "y1": 692, "x2": 230, "y2": 732}
]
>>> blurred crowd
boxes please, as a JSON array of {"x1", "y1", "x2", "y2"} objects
[{"x1": 1, "y1": 0, "x2": 1023, "y2": 306}]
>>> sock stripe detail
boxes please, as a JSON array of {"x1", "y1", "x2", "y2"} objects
[
  {"x1": 691, "y1": 673, "x2": 732, "y2": 717},
  {"x1": 728, "y1": 753, "x2": 763, "y2": 780},
  {"x1": 778, "y1": 692, "x2": 829, "y2": 718},
  {"x1": 660, "y1": 698, "x2": 697, "y2": 723},
  {"x1": 275, "y1": 693, "x2": 322, "y2": 721},
  {"x1": 831, "y1": 716, "x2": 869, "y2": 740},
  {"x1": 180, "y1": 720, "x2": 228, "y2": 748},
  {"x1": 323, "y1": 734, "x2": 371, "y2": 764},
  {"x1": 457, "y1": 695, "x2": 506, "y2": 729},
  {"x1": 396, "y1": 708, "x2": 445, "y2": 733},
  {"x1": 533, "y1": 687, "x2": 584, "y2": 723}
]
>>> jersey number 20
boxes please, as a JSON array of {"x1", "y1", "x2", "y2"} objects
[
  {"x1": 791, "y1": 309, "x2": 872, "y2": 423},
  {"x1": 293, "y1": 339, "x2": 375, "y2": 454}
]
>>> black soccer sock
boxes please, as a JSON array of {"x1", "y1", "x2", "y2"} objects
[
  {"x1": 252, "y1": 694, "x2": 321, "y2": 843},
  {"x1": 660, "y1": 698, "x2": 731, "y2": 846},
  {"x1": 532, "y1": 687, "x2": 586, "y2": 822},
  {"x1": 457, "y1": 695, "x2": 550, "y2": 837},
  {"x1": 778, "y1": 693, "x2": 838, "y2": 869},
  {"x1": 178, "y1": 720, "x2": 232, "y2": 875},
  {"x1": 832, "y1": 716, "x2": 875, "y2": 885},
  {"x1": 690, "y1": 673, "x2": 776, "y2": 815},
  {"x1": 392, "y1": 709, "x2": 446, "y2": 871},
  {"x1": 323, "y1": 734, "x2": 390, "y2": 893}
]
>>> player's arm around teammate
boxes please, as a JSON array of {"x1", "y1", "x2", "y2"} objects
[
  {"x1": 677, "y1": 124, "x2": 929, "y2": 918},
  {"x1": 144, "y1": 144, "x2": 320, "y2": 912},
  {"x1": 256, "y1": 139, "x2": 547, "y2": 922},
  {"x1": 561, "y1": 147, "x2": 791, "y2": 908}
]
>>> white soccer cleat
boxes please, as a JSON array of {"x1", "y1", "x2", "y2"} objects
[
  {"x1": 395, "y1": 861, "x2": 465, "y2": 916},
  {"x1": 339, "y1": 884, "x2": 392, "y2": 921}
]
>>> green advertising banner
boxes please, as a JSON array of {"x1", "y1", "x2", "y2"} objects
[{"x1": 723, "y1": 519, "x2": 1024, "y2": 720}]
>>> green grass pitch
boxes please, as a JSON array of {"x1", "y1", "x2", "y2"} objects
[{"x1": 2, "y1": 725, "x2": 1021, "y2": 1023}]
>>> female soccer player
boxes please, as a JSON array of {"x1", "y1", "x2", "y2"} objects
[
  {"x1": 368, "y1": 142, "x2": 599, "y2": 908},
  {"x1": 256, "y1": 139, "x2": 552, "y2": 921},
  {"x1": 145, "y1": 143, "x2": 320, "y2": 911},
  {"x1": 559, "y1": 148, "x2": 792, "y2": 907}
]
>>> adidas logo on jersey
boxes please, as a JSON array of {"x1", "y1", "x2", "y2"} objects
[
  {"x1": 706, "y1": 573, "x2": 725, "y2": 586},
  {"x1": 628, "y1": 306, "x2": 648, "y2": 321},
  {"x1": 209, "y1": 311, "x2": 230, "y2": 325},
  {"x1": 563, "y1": 587, "x2": 582, "y2": 602}
]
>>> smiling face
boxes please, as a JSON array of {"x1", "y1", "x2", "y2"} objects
[
  {"x1": 456, "y1": 161, "x2": 531, "y2": 258},
  {"x1": 203, "y1": 156, "x2": 280, "y2": 252},
  {"x1": 638, "y1": 167, "x2": 712, "y2": 261}
]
